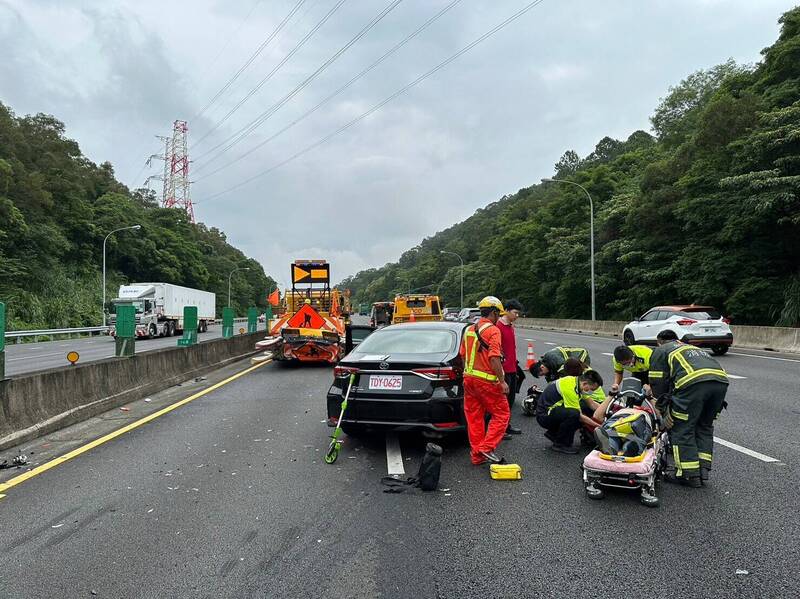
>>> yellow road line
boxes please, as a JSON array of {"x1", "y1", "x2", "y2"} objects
[{"x1": 0, "y1": 359, "x2": 271, "y2": 496}]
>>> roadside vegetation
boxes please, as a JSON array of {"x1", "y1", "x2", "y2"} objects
[
  {"x1": 341, "y1": 7, "x2": 800, "y2": 327},
  {"x1": 0, "y1": 105, "x2": 275, "y2": 330}
]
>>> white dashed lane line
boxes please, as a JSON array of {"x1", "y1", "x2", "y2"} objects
[
  {"x1": 385, "y1": 433, "x2": 405, "y2": 476},
  {"x1": 714, "y1": 437, "x2": 781, "y2": 463}
]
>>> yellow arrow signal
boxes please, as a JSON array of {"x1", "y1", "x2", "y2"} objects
[
  {"x1": 293, "y1": 265, "x2": 310, "y2": 282},
  {"x1": 310, "y1": 268, "x2": 328, "y2": 279}
]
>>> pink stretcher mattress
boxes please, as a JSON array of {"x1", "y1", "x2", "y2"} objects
[{"x1": 583, "y1": 448, "x2": 657, "y2": 475}]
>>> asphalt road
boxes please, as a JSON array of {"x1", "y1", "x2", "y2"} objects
[
  {"x1": 2, "y1": 323, "x2": 260, "y2": 377},
  {"x1": 0, "y1": 325, "x2": 798, "y2": 598}
]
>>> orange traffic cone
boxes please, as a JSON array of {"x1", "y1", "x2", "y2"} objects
[
  {"x1": 409, "y1": 311, "x2": 416, "y2": 322},
  {"x1": 525, "y1": 342, "x2": 536, "y2": 369}
]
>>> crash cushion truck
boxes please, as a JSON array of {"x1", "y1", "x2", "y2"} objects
[{"x1": 109, "y1": 283, "x2": 216, "y2": 338}]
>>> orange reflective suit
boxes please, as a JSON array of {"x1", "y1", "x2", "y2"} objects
[{"x1": 459, "y1": 318, "x2": 510, "y2": 464}]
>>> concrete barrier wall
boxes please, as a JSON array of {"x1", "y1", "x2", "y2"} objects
[
  {"x1": 516, "y1": 318, "x2": 800, "y2": 353},
  {"x1": 0, "y1": 333, "x2": 264, "y2": 451}
]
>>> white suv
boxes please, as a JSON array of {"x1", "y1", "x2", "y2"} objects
[{"x1": 622, "y1": 305, "x2": 733, "y2": 355}]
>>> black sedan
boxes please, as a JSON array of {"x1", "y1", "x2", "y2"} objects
[{"x1": 326, "y1": 321, "x2": 467, "y2": 435}]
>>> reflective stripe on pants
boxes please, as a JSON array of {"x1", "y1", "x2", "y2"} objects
[
  {"x1": 670, "y1": 381, "x2": 728, "y2": 476},
  {"x1": 464, "y1": 376, "x2": 510, "y2": 463}
]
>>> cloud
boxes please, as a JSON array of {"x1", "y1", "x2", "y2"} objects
[{"x1": 2, "y1": 0, "x2": 797, "y2": 287}]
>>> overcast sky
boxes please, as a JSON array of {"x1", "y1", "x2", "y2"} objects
[{"x1": 1, "y1": 0, "x2": 796, "y2": 286}]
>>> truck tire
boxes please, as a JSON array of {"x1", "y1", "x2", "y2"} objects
[
  {"x1": 148, "y1": 323, "x2": 157, "y2": 339},
  {"x1": 167, "y1": 321, "x2": 176, "y2": 337}
]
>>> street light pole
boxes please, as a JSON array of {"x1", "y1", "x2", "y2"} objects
[
  {"x1": 102, "y1": 224, "x2": 141, "y2": 326},
  {"x1": 543, "y1": 178, "x2": 596, "y2": 320},
  {"x1": 228, "y1": 267, "x2": 251, "y2": 308},
  {"x1": 439, "y1": 251, "x2": 464, "y2": 309}
]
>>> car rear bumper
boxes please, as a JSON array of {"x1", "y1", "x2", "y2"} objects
[
  {"x1": 327, "y1": 418, "x2": 465, "y2": 432},
  {"x1": 682, "y1": 333, "x2": 733, "y2": 347},
  {"x1": 325, "y1": 394, "x2": 465, "y2": 432}
]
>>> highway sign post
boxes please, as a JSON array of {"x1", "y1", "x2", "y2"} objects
[
  {"x1": 0, "y1": 301, "x2": 5, "y2": 380},
  {"x1": 115, "y1": 304, "x2": 136, "y2": 357},
  {"x1": 247, "y1": 307, "x2": 258, "y2": 333},
  {"x1": 178, "y1": 306, "x2": 198, "y2": 346},
  {"x1": 222, "y1": 307, "x2": 234, "y2": 339}
]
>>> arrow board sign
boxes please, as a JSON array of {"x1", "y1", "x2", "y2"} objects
[{"x1": 292, "y1": 263, "x2": 330, "y2": 284}]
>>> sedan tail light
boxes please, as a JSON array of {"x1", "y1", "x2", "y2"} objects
[
  {"x1": 676, "y1": 319, "x2": 697, "y2": 326},
  {"x1": 413, "y1": 367, "x2": 457, "y2": 380},
  {"x1": 334, "y1": 365, "x2": 359, "y2": 377}
]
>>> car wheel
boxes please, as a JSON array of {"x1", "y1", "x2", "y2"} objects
[
  {"x1": 623, "y1": 329, "x2": 635, "y2": 345},
  {"x1": 711, "y1": 345, "x2": 729, "y2": 356}
]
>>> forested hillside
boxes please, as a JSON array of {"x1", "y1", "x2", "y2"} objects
[
  {"x1": 0, "y1": 104, "x2": 275, "y2": 329},
  {"x1": 340, "y1": 7, "x2": 800, "y2": 327}
]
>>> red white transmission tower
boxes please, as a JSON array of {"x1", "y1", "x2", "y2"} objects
[{"x1": 162, "y1": 120, "x2": 195, "y2": 222}]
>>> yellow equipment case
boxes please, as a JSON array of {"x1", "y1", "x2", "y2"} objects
[{"x1": 489, "y1": 464, "x2": 523, "y2": 480}]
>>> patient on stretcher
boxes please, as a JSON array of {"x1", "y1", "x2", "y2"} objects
[{"x1": 591, "y1": 378, "x2": 657, "y2": 457}]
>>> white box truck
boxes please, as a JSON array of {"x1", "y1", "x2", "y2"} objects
[{"x1": 109, "y1": 283, "x2": 216, "y2": 339}]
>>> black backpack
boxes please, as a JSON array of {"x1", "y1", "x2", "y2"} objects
[{"x1": 381, "y1": 443, "x2": 442, "y2": 493}]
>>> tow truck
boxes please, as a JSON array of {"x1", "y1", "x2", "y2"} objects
[
  {"x1": 391, "y1": 294, "x2": 444, "y2": 324},
  {"x1": 253, "y1": 261, "x2": 346, "y2": 363}
]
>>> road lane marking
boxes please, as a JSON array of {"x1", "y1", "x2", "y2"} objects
[
  {"x1": 385, "y1": 433, "x2": 405, "y2": 477},
  {"x1": 727, "y1": 374, "x2": 747, "y2": 379},
  {"x1": 714, "y1": 436, "x2": 781, "y2": 463},
  {"x1": 0, "y1": 359, "x2": 272, "y2": 496},
  {"x1": 729, "y1": 352, "x2": 800, "y2": 363},
  {"x1": 602, "y1": 352, "x2": 613, "y2": 356},
  {"x1": 7, "y1": 352, "x2": 64, "y2": 362},
  {"x1": 544, "y1": 342, "x2": 556, "y2": 346}
]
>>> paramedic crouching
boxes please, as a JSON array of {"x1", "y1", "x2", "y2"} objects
[{"x1": 535, "y1": 370, "x2": 604, "y2": 454}]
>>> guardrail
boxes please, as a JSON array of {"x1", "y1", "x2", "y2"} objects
[
  {"x1": 3, "y1": 319, "x2": 252, "y2": 344},
  {"x1": 4, "y1": 326, "x2": 110, "y2": 343}
]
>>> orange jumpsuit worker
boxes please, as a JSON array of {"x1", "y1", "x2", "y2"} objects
[{"x1": 459, "y1": 296, "x2": 511, "y2": 465}]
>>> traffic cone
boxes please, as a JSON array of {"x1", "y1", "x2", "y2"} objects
[
  {"x1": 525, "y1": 342, "x2": 536, "y2": 369},
  {"x1": 409, "y1": 311, "x2": 416, "y2": 322}
]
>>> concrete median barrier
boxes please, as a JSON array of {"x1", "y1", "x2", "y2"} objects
[
  {"x1": 516, "y1": 318, "x2": 800, "y2": 353},
  {"x1": 0, "y1": 332, "x2": 264, "y2": 451}
]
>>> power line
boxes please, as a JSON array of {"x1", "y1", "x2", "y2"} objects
[
  {"x1": 195, "y1": 0, "x2": 548, "y2": 206},
  {"x1": 193, "y1": 0, "x2": 461, "y2": 181},
  {"x1": 192, "y1": 0, "x2": 406, "y2": 170},
  {"x1": 204, "y1": 0, "x2": 266, "y2": 76},
  {"x1": 192, "y1": 0, "x2": 308, "y2": 124},
  {"x1": 192, "y1": 0, "x2": 348, "y2": 150}
]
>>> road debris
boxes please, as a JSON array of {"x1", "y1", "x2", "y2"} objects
[{"x1": 735, "y1": 569, "x2": 749, "y2": 576}]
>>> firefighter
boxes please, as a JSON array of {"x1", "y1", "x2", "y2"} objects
[
  {"x1": 611, "y1": 344, "x2": 653, "y2": 391},
  {"x1": 535, "y1": 370, "x2": 604, "y2": 453},
  {"x1": 650, "y1": 330, "x2": 729, "y2": 487},
  {"x1": 529, "y1": 346, "x2": 591, "y2": 382},
  {"x1": 459, "y1": 296, "x2": 510, "y2": 465}
]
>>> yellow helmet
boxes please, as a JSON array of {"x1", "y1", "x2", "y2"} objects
[{"x1": 477, "y1": 296, "x2": 505, "y2": 314}]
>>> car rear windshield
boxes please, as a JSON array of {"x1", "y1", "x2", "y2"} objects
[
  {"x1": 678, "y1": 309, "x2": 722, "y2": 320},
  {"x1": 405, "y1": 300, "x2": 427, "y2": 308},
  {"x1": 356, "y1": 329, "x2": 456, "y2": 354}
]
